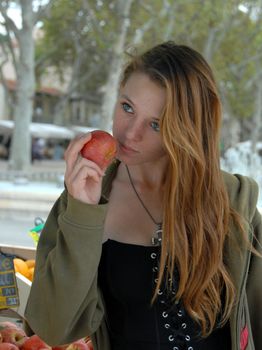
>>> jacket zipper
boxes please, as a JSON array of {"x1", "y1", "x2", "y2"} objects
[{"x1": 235, "y1": 226, "x2": 253, "y2": 349}]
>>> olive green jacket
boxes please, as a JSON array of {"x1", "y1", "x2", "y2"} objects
[{"x1": 25, "y1": 163, "x2": 262, "y2": 350}]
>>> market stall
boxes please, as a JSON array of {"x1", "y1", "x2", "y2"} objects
[{"x1": 0, "y1": 226, "x2": 93, "y2": 349}]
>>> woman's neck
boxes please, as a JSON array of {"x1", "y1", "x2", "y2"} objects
[{"x1": 121, "y1": 158, "x2": 168, "y2": 191}]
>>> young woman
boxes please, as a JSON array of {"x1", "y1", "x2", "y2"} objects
[{"x1": 25, "y1": 41, "x2": 262, "y2": 350}]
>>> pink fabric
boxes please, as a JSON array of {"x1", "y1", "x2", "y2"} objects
[{"x1": 240, "y1": 325, "x2": 249, "y2": 350}]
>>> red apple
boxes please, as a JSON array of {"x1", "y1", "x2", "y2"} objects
[
  {"x1": 66, "y1": 339, "x2": 89, "y2": 350},
  {"x1": 80, "y1": 130, "x2": 117, "y2": 169},
  {"x1": 85, "y1": 340, "x2": 93, "y2": 350},
  {"x1": 0, "y1": 327, "x2": 27, "y2": 347},
  {"x1": 21, "y1": 335, "x2": 51, "y2": 350},
  {"x1": 0, "y1": 343, "x2": 20, "y2": 350},
  {"x1": 52, "y1": 345, "x2": 68, "y2": 350},
  {"x1": 0, "y1": 323, "x2": 19, "y2": 331}
]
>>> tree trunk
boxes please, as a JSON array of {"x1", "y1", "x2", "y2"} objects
[
  {"x1": 219, "y1": 86, "x2": 241, "y2": 152},
  {"x1": 250, "y1": 66, "x2": 262, "y2": 173},
  {"x1": 251, "y1": 69, "x2": 262, "y2": 149},
  {"x1": 99, "y1": 0, "x2": 133, "y2": 132},
  {"x1": 8, "y1": 0, "x2": 35, "y2": 171}
]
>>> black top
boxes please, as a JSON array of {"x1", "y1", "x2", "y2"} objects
[{"x1": 98, "y1": 239, "x2": 231, "y2": 350}]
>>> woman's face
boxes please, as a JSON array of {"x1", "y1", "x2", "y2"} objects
[{"x1": 113, "y1": 72, "x2": 167, "y2": 165}]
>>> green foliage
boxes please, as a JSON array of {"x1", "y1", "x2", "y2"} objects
[
  {"x1": 36, "y1": 0, "x2": 124, "y2": 92},
  {"x1": 36, "y1": 0, "x2": 262, "y2": 131}
]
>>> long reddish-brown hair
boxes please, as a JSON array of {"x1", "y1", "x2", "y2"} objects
[{"x1": 120, "y1": 41, "x2": 243, "y2": 336}]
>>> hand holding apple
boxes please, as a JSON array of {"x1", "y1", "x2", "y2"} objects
[{"x1": 64, "y1": 130, "x2": 116, "y2": 204}]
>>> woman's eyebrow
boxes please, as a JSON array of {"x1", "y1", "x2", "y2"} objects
[
  {"x1": 120, "y1": 94, "x2": 136, "y2": 106},
  {"x1": 120, "y1": 93, "x2": 160, "y2": 120}
]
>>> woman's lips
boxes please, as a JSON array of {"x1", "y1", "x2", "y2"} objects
[{"x1": 119, "y1": 142, "x2": 139, "y2": 154}]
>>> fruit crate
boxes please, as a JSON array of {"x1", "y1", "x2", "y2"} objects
[
  {"x1": 0, "y1": 244, "x2": 36, "y2": 261},
  {"x1": 0, "y1": 244, "x2": 36, "y2": 319},
  {"x1": 0, "y1": 245, "x2": 94, "y2": 349}
]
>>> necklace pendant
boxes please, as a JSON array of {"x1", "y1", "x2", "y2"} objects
[
  {"x1": 151, "y1": 224, "x2": 162, "y2": 246},
  {"x1": 125, "y1": 166, "x2": 163, "y2": 247}
]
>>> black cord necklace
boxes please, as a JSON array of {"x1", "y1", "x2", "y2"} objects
[{"x1": 125, "y1": 165, "x2": 162, "y2": 246}]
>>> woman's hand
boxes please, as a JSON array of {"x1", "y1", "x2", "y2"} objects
[{"x1": 64, "y1": 133, "x2": 105, "y2": 204}]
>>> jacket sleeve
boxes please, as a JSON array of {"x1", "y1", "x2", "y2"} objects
[
  {"x1": 246, "y1": 208, "x2": 262, "y2": 350},
  {"x1": 223, "y1": 172, "x2": 262, "y2": 349},
  {"x1": 24, "y1": 189, "x2": 108, "y2": 346}
]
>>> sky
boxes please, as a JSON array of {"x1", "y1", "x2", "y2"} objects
[
  {"x1": 0, "y1": 1, "x2": 49, "y2": 33},
  {"x1": 0, "y1": 7, "x2": 21, "y2": 32}
]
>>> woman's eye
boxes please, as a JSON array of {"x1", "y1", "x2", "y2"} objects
[
  {"x1": 150, "y1": 121, "x2": 160, "y2": 132},
  {"x1": 122, "y1": 102, "x2": 133, "y2": 114}
]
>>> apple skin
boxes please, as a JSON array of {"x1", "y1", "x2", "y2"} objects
[
  {"x1": 80, "y1": 130, "x2": 117, "y2": 169},
  {"x1": 0, "y1": 327, "x2": 27, "y2": 347},
  {"x1": 52, "y1": 345, "x2": 68, "y2": 350},
  {"x1": 52, "y1": 338, "x2": 92, "y2": 350},
  {"x1": 0, "y1": 322, "x2": 19, "y2": 331},
  {"x1": 21, "y1": 335, "x2": 51, "y2": 350},
  {"x1": 85, "y1": 340, "x2": 93, "y2": 350},
  {"x1": 65, "y1": 339, "x2": 89, "y2": 350},
  {"x1": 0, "y1": 343, "x2": 20, "y2": 350}
]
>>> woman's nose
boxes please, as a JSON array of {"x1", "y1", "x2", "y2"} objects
[{"x1": 125, "y1": 120, "x2": 143, "y2": 142}]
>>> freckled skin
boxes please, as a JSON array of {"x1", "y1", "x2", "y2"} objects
[{"x1": 113, "y1": 72, "x2": 167, "y2": 166}]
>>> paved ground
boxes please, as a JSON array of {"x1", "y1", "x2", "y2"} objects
[
  {"x1": 0, "y1": 217, "x2": 36, "y2": 247},
  {"x1": 0, "y1": 160, "x2": 65, "y2": 248},
  {"x1": 0, "y1": 181, "x2": 61, "y2": 247},
  {"x1": 0, "y1": 159, "x2": 65, "y2": 172}
]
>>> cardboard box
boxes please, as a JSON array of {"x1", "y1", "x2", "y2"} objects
[
  {"x1": 0, "y1": 244, "x2": 36, "y2": 260},
  {"x1": 14, "y1": 272, "x2": 32, "y2": 318},
  {"x1": 0, "y1": 244, "x2": 36, "y2": 318}
]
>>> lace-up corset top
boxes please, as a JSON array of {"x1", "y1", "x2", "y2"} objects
[{"x1": 98, "y1": 239, "x2": 231, "y2": 350}]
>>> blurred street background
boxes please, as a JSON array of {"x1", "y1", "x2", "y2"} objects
[
  {"x1": 0, "y1": 160, "x2": 65, "y2": 247},
  {"x1": 0, "y1": 153, "x2": 262, "y2": 248},
  {"x1": 0, "y1": 1, "x2": 262, "y2": 248}
]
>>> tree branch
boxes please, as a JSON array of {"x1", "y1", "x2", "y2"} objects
[
  {"x1": 229, "y1": 51, "x2": 262, "y2": 75},
  {"x1": 81, "y1": 0, "x2": 103, "y2": 35},
  {"x1": 0, "y1": 3, "x2": 20, "y2": 39},
  {"x1": 33, "y1": 0, "x2": 56, "y2": 24},
  {"x1": 0, "y1": 28, "x2": 18, "y2": 74}
]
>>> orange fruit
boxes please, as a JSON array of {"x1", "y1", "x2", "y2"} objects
[
  {"x1": 25, "y1": 259, "x2": 35, "y2": 268},
  {"x1": 27, "y1": 267, "x2": 35, "y2": 281},
  {"x1": 13, "y1": 258, "x2": 29, "y2": 278}
]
